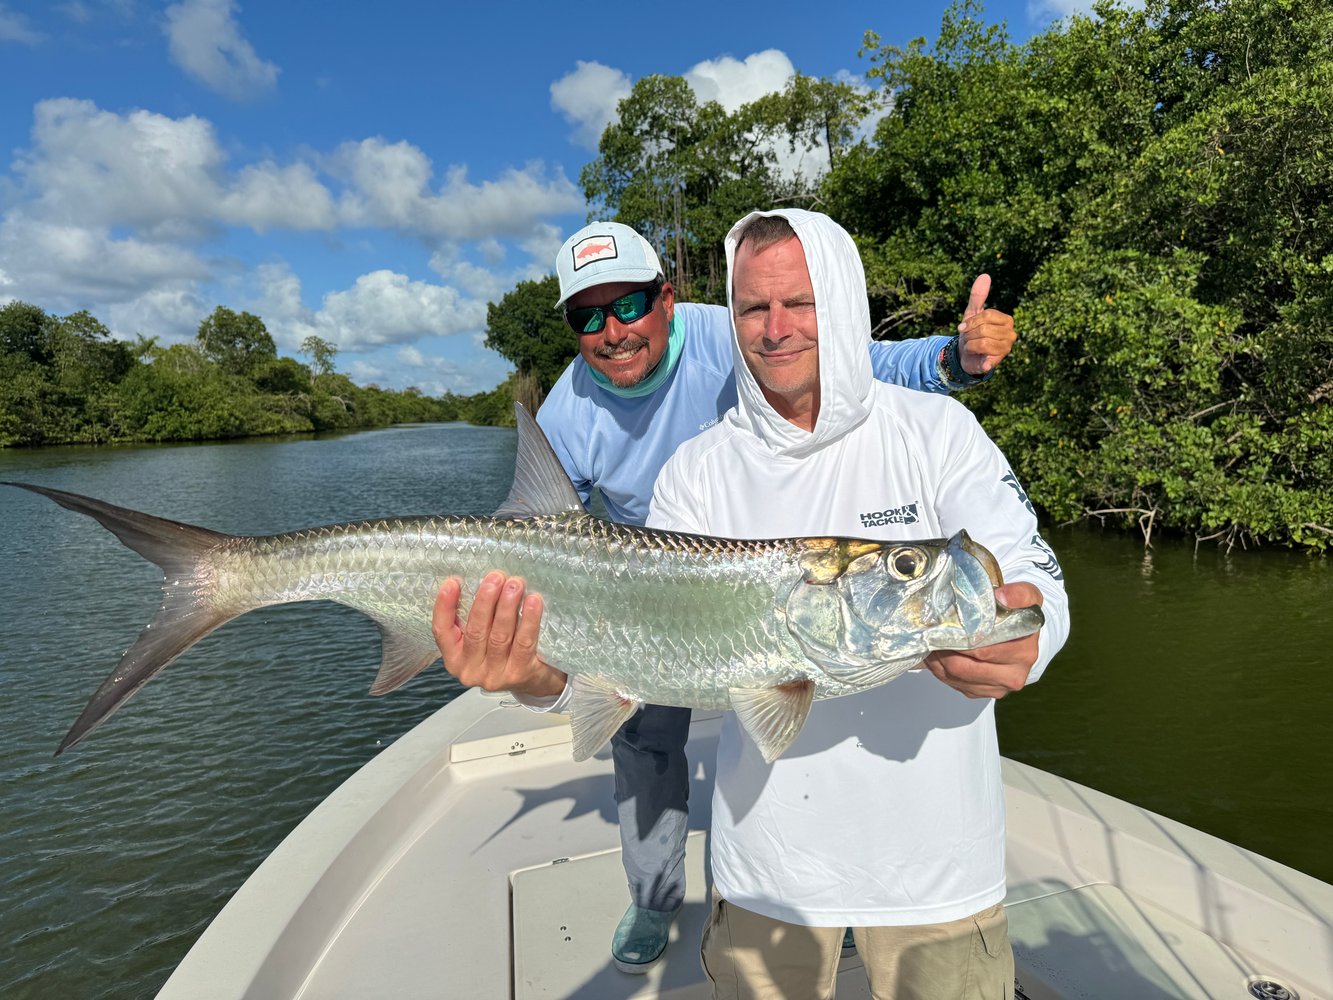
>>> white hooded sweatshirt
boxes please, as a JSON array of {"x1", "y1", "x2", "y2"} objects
[{"x1": 647, "y1": 209, "x2": 1070, "y2": 927}]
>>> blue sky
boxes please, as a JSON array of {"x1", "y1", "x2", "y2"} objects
[{"x1": 0, "y1": 0, "x2": 1098, "y2": 395}]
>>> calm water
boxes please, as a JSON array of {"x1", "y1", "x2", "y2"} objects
[{"x1": 0, "y1": 424, "x2": 1329, "y2": 998}]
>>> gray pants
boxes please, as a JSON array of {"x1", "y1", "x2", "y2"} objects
[{"x1": 613, "y1": 703, "x2": 692, "y2": 913}]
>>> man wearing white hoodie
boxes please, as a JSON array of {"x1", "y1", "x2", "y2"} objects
[
  {"x1": 646, "y1": 209, "x2": 1069, "y2": 998},
  {"x1": 433, "y1": 219, "x2": 1019, "y2": 974}
]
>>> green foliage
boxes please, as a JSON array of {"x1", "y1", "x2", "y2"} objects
[
  {"x1": 195, "y1": 306, "x2": 277, "y2": 377},
  {"x1": 580, "y1": 71, "x2": 863, "y2": 303},
  {"x1": 818, "y1": 0, "x2": 1333, "y2": 549},
  {"x1": 482, "y1": 275, "x2": 574, "y2": 397},
  {"x1": 0, "y1": 303, "x2": 138, "y2": 444},
  {"x1": 253, "y1": 355, "x2": 314, "y2": 396},
  {"x1": 0, "y1": 301, "x2": 53, "y2": 363},
  {"x1": 300, "y1": 335, "x2": 338, "y2": 379},
  {"x1": 0, "y1": 303, "x2": 462, "y2": 448},
  {"x1": 827, "y1": 0, "x2": 1155, "y2": 331}
]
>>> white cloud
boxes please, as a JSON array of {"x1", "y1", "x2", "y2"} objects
[
  {"x1": 315, "y1": 270, "x2": 483, "y2": 349},
  {"x1": 555, "y1": 49, "x2": 873, "y2": 182},
  {"x1": 1028, "y1": 0, "x2": 1143, "y2": 21},
  {"x1": 550, "y1": 61, "x2": 632, "y2": 150},
  {"x1": 165, "y1": 0, "x2": 279, "y2": 100},
  {"x1": 384, "y1": 346, "x2": 507, "y2": 397},
  {"x1": 550, "y1": 50, "x2": 804, "y2": 149},
  {"x1": 105, "y1": 287, "x2": 211, "y2": 342},
  {"x1": 0, "y1": 4, "x2": 43, "y2": 44},
  {"x1": 14, "y1": 99, "x2": 579, "y2": 242},
  {"x1": 18, "y1": 99, "x2": 225, "y2": 236},
  {"x1": 260, "y1": 277, "x2": 508, "y2": 396},
  {"x1": 428, "y1": 233, "x2": 556, "y2": 304},
  {"x1": 219, "y1": 161, "x2": 336, "y2": 231},
  {"x1": 330, "y1": 139, "x2": 585, "y2": 239},
  {"x1": 685, "y1": 50, "x2": 856, "y2": 180},
  {"x1": 254, "y1": 264, "x2": 487, "y2": 353},
  {"x1": 684, "y1": 50, "x2": 796, "y2": 113},
  {"x1": 428, "y1": 247, "x2": 511, "y2": 303},
  {"x1": 248, "y1": 265, "x2": 513, "y2": 394},
  {"x1": 14, "y1": 99, "x2": 335, "y2": 236},
  {"x1": 57, "y1": 2, "x2": 92, "y2": 24},
  {"x1": 0, "y1": 216, "x2": 209, "y2": 306},
  {"x1": 402, "y1": 356, "x2": 469, "y2": 394}
]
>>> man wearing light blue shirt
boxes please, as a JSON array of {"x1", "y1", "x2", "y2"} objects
[{"x1": 433, "y1": 220, "x2": 1017, "y2": 974}]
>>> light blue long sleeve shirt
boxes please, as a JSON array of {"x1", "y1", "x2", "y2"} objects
[{"x1": 536, "y1": 302, "x2": 952, "y2": 526}]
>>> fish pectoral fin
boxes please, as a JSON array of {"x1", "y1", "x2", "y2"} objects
[
  {"x1": 729, "y1": 679, "x2": 816, "y2": 765},
  {"x1": 567, "y1": 676, "x2": 641, "y2": 762},
  {"x1": 819, "y1": 656, "x2": 921, "y2": 691},
  {"x1": 369, "y1": 625, "x2": 442, "y2": 696}
]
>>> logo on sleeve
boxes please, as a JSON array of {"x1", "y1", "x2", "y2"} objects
[
  {"x1": 859, "y1": 502, "x2": 919, "y2": 528},
  {"x1": 1030, "y1": 533, "x2": 1063, "y2": 580},
  {"x1": 1002, "y1": 470, "x2": 1036, "y2": 515},
  {"x1": 571, "y1": 236, "x2": 618, "y2": 270}
]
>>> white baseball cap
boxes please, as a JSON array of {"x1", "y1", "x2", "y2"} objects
[{"x1": 554, "y1": 221, "x2": 664, "y2": 306}]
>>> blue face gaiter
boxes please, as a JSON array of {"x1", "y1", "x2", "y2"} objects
[{"x1": 587, "y1": 314, "x2": 685, "y2": 398}]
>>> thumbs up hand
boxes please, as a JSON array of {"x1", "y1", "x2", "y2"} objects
[{"x1": 957, "y1": 274, "x2": 1016, "y2": 375}]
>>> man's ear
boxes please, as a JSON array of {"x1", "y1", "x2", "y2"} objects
[{"x1": 660, "y1": 281, "x2": 675, "y2": 320}]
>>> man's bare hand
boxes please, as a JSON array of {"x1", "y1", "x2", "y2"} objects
[
  {"x1": 957, "y1": 274, "x2": 1017, "y2": 375},
  {"x1": 923, "y1": 582, "x2": 1043, "y2": 699},
  {"x1": 432, "y1": 572, "x2": 567, "y2": 699}
]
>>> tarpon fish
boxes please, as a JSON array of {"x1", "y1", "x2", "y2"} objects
[{"x1": 5, "y1": 405, "x2": 1043, "y2": 764}]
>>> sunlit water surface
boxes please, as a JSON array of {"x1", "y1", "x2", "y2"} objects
[{"x1": 0, "y1": 423, "x2": 1328, "y2": 998}]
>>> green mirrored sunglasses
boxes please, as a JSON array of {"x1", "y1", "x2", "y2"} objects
[{"x1": 564, "y1": 285, "x2": 661, "y2": 335}]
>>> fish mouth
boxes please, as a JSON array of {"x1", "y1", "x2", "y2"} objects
[{"x1": 957, "y1": 530, "x2": 1004, "y2": 588}]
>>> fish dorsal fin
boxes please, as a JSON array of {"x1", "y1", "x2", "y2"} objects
[
  {"x1": 567, "y1": 675, "x2": 641, "y2": 762},
  {"x1": 369, "y1": 623, "x2": 442, "y2": 696},
  {"x1": 492, "y1": 403, "x2": 586, "y2": 519},
  {"x1": 729, "y1": 679, "x2": 816, "y2": 764}
]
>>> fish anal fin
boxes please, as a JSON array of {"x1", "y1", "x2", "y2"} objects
[
  {"x1": 567, "y1": 675, "x2": 640, "y2": 762},
  {"x1": 729, "y1": 678, "x2": 816, "y2": 764},
  {"x1": 370, "y1": 625, "x2": 441, "y2": 696}
]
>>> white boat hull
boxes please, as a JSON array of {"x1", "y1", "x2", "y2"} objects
[{"x1": 158, "y1": 691, "x2": 1332, "y2": 999}]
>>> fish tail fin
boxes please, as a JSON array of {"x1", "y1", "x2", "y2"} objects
[
  {"x1": 5, "y1": 481, "x2": 229, "y2": 576},
  {"x1": 58, "y1": 600, "x2": 237, "y2": 755},
  {"x1": 3, "y1": 482, "x2": 246, "y2": 755}
]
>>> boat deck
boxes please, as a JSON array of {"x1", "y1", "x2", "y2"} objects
[{"x1": 159, "y1": 691, "x2": 1333, "y2": 999}]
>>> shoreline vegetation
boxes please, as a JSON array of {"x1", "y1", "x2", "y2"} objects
[{"x1": 4, "y1": 0, "x2": 1329, "y2": 551}]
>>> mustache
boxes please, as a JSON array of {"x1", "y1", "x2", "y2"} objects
[{"x1": 593, "y1": 337, "x2": 650, "y2": 358}]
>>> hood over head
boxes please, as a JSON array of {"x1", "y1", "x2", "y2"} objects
[{"x1": 723, "y1": 208, "x2": 874, "y2": 458}]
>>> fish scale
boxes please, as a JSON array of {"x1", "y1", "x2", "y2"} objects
[{"x1": 210, "y1": 514, "x2": 801, "y2": 708}]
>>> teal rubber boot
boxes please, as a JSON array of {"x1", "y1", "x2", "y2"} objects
[
  {"x1": 611, "y1": 903, "x2": 676, "y2": 974},
  {"x1": 841, "y1": 927, "x2": 857, "y2": 957}
]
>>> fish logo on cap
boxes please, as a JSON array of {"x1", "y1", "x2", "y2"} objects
[{"x1": 572, "y1": 235, "x2": 618, "y2": 270}]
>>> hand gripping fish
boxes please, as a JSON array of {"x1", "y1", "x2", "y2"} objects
[{"x1": 5, "y1": 405, "x2": 1043, "y2": 764}]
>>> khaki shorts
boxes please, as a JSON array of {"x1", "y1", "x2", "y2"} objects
[{"x1": 700, "y1": 893, "x2": 1013, "y2": 1000}]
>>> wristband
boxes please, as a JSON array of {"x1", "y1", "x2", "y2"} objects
[{"x1": 939, "y1": 335, "x2": 994, "y2": 387}]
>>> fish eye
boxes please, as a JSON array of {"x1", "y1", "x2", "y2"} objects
[{"x1": 887, "y1": 546, "x2": 926, "y2": 580}]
